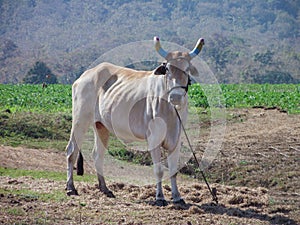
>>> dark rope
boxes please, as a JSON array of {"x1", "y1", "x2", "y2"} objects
[{"x1": 174, "y1": 106, "x2": 218, "y2": 205}]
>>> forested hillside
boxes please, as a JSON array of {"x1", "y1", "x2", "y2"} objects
[{"x1": 0, "y1": 0, "x2": 299, "y2": 84}]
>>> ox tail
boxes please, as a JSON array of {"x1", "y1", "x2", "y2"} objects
[{"x1": 76, "y1": 151, "x2": 84, "y2": 176}]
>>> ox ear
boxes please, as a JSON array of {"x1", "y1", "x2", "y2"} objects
[
  {"x1": 189, "y1": 64, "x2": 199, "y2": 77},
  {"x1": 154, "y1": 63, "x2": 167, "y2": 75},
  {"x1": 189, "y1": 64, "x2": 199, "y2": 84}
]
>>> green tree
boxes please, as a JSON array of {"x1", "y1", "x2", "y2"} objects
[{"x1": 23, "y1": 61, "x2": 58, "y2": 84}]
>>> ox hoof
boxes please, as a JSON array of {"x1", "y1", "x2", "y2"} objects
[
  {"x1": 173, "y1": 199, "x2": 186, "y2": 206},
  {"x1": 67, "y1": 189, "x2": 79, "y2": 196},
  {"x1": 155, "y1": 199, "x2": 168, "y2": 207},
  {"x1": 104, "y1": 190, "x2": 115, "y2": 198}
]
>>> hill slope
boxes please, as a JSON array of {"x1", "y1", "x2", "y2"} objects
[{"x1": 0, "y1": 0, "x2": 299, "y2": 83}]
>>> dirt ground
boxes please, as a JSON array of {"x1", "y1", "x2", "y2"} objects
[{"x1": 0, "y1": 108, "x2": 299, "y2": 225}]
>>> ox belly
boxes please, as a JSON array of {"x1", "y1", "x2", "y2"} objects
[
  {"x1": 96, "y1": 95, "x2": 182, "y2": 152},
  {"x1": 95, "y1": 83, "x2": 152, "y2": 143},
  {"x1": 109, "y1": 101, "x2": 149, "y2": 142}
]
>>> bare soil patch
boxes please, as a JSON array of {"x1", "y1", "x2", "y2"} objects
[{"x1": 0, "y1": 108, "x2": 299, "y2": 224}]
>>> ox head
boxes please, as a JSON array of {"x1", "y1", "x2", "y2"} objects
[{"x1": 153, "y1": 36, "x2": 204, "y2": 109}]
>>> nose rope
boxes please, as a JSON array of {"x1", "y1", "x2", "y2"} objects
[{"x1": 166, "y1": 85, "x2": 189, "y2": 96}]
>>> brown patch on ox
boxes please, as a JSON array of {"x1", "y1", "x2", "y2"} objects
[
  {"x1": 95, "y1": 121, "x2": 104, "y2": 129},
  {"x1": 118, "y1": 67, "x2": 152, "y2": 81},
  {"x1": 95, "y1": 121, "x2": 110, "y2": 148}
]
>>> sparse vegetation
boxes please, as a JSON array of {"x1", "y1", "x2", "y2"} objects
[
  {"x1": 0, "y1": 110, "x2": 71, "y2": 149},
  {"x1": 0, "y1": 167, "x2": 95, "y2": 183}
]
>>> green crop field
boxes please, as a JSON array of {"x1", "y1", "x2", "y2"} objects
[
  {"x1": 0, "y1": 83, "x2": 299, "y2": 114},
  {"x1": 0, "y1": 84, "x2": 72, "y2": 113},
  {"x1": 189, "y1": 83, "x2": 300, "y2": 114}
]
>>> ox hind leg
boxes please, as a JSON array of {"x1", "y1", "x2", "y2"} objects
[
  {"x1": 93, "y1": 121, "x2": 115, "y2": 198},
  {"x1": 66, "y1": 124, "x2": 90, "y2": 195}
]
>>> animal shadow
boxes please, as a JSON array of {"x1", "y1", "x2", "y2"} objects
[
  {"x1": 199, "y1": 203, "x2": 297, "y2": 225},
  {"x1": 145, "y1": 200, "x2": 297, "y2": 224}
]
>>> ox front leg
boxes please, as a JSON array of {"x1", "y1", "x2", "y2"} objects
[
  {"x1": 150, "y1": 147, "x2": 167, "y2": 206},
  {"x1": 168, "y1": 146, "x2": 185, "y2": 205}
]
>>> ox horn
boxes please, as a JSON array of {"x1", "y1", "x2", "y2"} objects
[
  {"x1": 154, "y1": 36, "x2": 168, "y2": 59},
  {"x1": 189, "y1": 38, "x2": 205, "y2": 58}
]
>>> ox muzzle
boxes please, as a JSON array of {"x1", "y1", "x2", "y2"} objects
[{"x1": 165, "y1": 67, "x2": 191, "y2": 109}]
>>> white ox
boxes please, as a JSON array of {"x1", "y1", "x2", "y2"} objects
[{"x1": 66, "y1": 37, "x2": 204, "y2": 206}]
